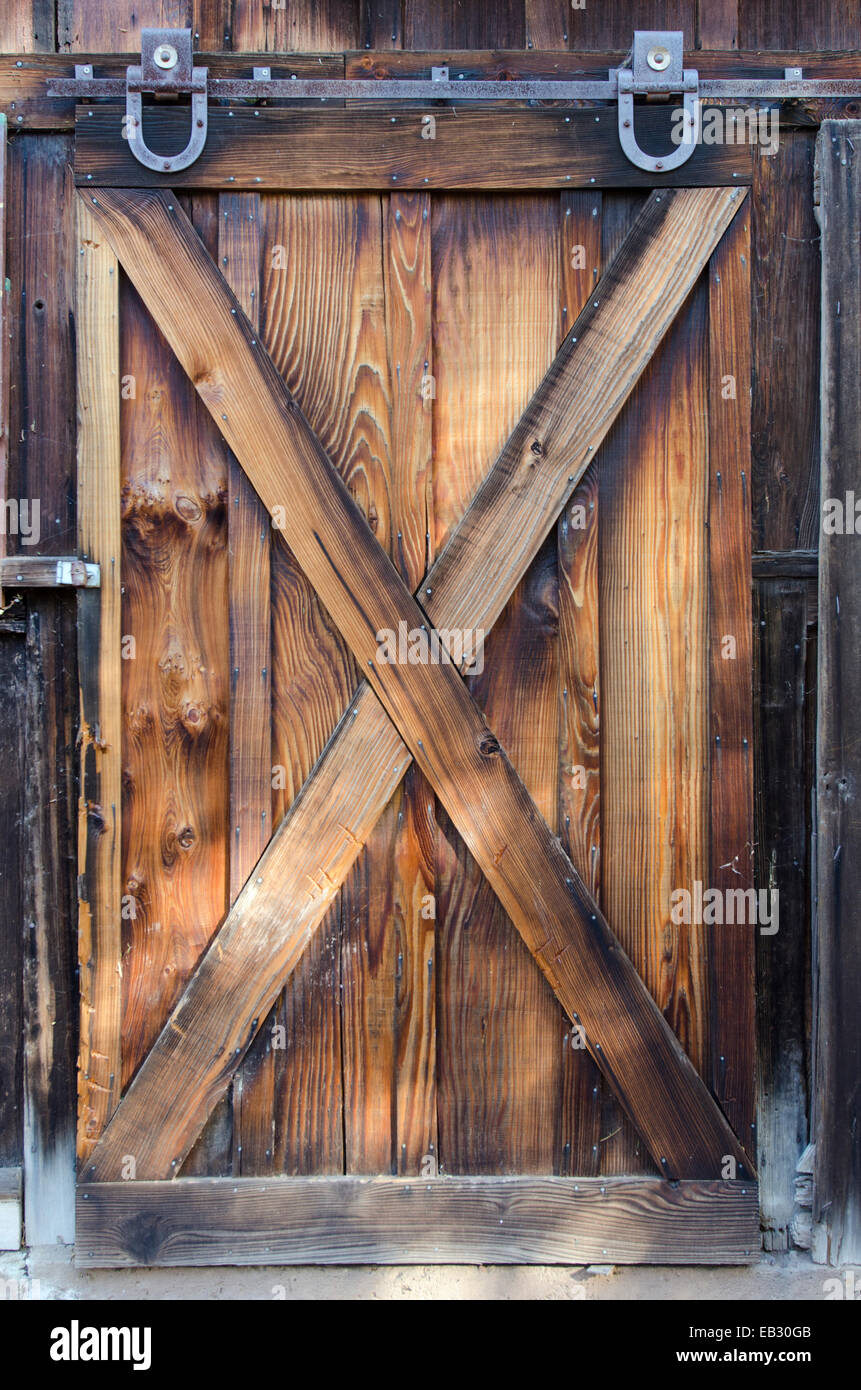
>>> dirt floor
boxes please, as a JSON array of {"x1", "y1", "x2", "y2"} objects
[{"x1": 1, "y1": 1246, "x2": 849, "y2": 1300}]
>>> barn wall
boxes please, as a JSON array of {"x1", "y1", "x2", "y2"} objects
[{"x1": 0, "y1": 0, "x2": 856, "y2": 1253}]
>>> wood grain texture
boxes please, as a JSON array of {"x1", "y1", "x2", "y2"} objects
[
  {"x1": 73, "y1": 106, "x2": 754, "y2": 190},
  {"x1": 599, "y1": 266, "x2": 710, "y2": 1175},
  {"x1": 118, "y1": 242, "x2": 230, "y2": 1089},
  {"x1": 707, "y1": 206, "x2": 755, "y2": 1148},
  {"x1": 76, "y1": 1176, "x2": 760, "y2": 1268},
  {"x1": 813, "y1": 121, "x2": 861, "y2": 1266},
  {"x1": 75, "y1": 198, "x2": 122, "y2": 1159},
  {"x1": 432, "y1": 194, "x2": 565, "y2": 1174},
  {"x1": 360, "y1": 0, "x2": 402, "y2": 49},
  {"x1": 83, "y1": 186, "x2": 752, "y2": 1185},
  {"x1": 751, "y1": 133, "x2": 821, "y2": 551},
  {"x1": 557, "y1": 189, "x2": 604, "y2": 1176}
]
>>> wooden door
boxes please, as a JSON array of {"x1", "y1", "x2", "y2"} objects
[{"x1": 73, "y1": 114, "x2": 759, "y2": 1266}]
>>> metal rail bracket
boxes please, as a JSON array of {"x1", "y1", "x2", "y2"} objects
[
  {"x1": 616, "y1": 32, "x2": 700, "y2": 173},
  {"x1": 123, "y1": 28, "x2": 208, "y2": 173}
]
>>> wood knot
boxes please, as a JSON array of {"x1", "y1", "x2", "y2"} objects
[
  {"x1": 530, "y1": 439, "x2": 543, "y2": 456},
  {"x1": 478, "y1": 731, "x2": 501, "y2": 758},
  {"x1": 177, "y1": 826, "x2": 196, "y2": 850}
]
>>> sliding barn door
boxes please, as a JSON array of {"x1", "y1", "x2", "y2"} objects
[{"x1": 74, "y1": 168, "x2": 758, "y2": 1264}]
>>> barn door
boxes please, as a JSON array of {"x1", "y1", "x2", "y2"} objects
[{"x1": 74, "y1": 141, "x2": 759, "y2": 1264}]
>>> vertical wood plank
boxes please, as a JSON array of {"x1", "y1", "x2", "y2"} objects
[
  {"x1": 0, "y1": 0, "x2": 55, "y2": 51},
  {"x1": 118, "y1": 258, "x2": 230, "y2": 1091},
  {"x1": 599, "y1": 260, "x2": 710, "y2": 1175},
  {"x1": 754, "y1": 579, "x2": 811, "y2": 1250},
  {"x1": 0, "y1": 116, "x2": 7, "y2": 611},
  {"x1": 567, "y1": 1, "x2": 696, "y2": 50},
  {"x1": 260, "y1": 193, "x2": 397, "y2": 1174},
  {"x1": 708, "y1": 206, "x2": 755, "y2": 1151},
  {"x1": 433, "y1": 195, "x2": 564, "y2": 1174},
  {"x1": 58, "y1": 0, "x2": 191, "y2": 51},
  {"x1": 360, "y1": 0, "x2": 402, "y2": 48},
  {"x1": 740, "y1": 1, "x2": 860, "y2": 49},
  {"x1": 813, "y1": 120, "x2": 861, "y2": 1266},
  {"x1": 751, "y1": 134, "x2": 821, "y2": 552},
  {"x1": 75, "y1": 198, "x2": 122, "y2": 1164},
  {"x1": 697, "y1": 0, "x2": 738, "y2": 48},
  {"x1": 525, "y1": 0, "x2": 569, "y2": 49},
  {"x1": 557, "y1": 189, "x2": 603, "y2": 1175},
  {"x1": 0, "y1": 630, "x2": 24, "y2": 1177},
  {"x1": 403, "y1": 0, "x2": 526, "y2": 48},
  {"x1": 230, "y1": 0, "x2": 358, "y2": 50}
]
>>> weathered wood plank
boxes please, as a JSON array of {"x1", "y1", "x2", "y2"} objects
[
  {"x1": 0, "y1": 114, "x2": 7, "y2": 610},
  {"x1": 751, "y1": 133, "x2": 821, "y2": 551},
  {"x1": 117, "y1": 222, "x2": 231, "y2": 1089},
  {"x1": 432, "y1": 195, "x2": 564, "y2": 1174},
  {"x1": 698, "y1": 0, "x2": 739, "y2": 49},
  {"x1": 753, "y1": 579, "x2": 812, "y2": 1250},
  {"x1": 740, "y1": 1, "x2": 860, "y2": 50},
  {"x1": 707, "y1": 204, "x2": 756, "y2": 1147},
  {"x1": 58, "y1": 0, "x2": 191, "y2": 52},
  {"x1": 0, "y1": 0, "x2": 54, "y2": 52},
  {"x1": 229, "y1": 1, "x2": 358, "y2": 50},
  {"x1": 813, "y1": 120, "x2": 861, "y2": 1265},
  {"x1": 23, "y1": 598, "x2": 78, "y2": 1243},
  {"x1": 752, "y1": 549, "x2": 818, "y2": 578},
  {"x1": 0, "y1": 635, "x2": 25, "y2": 1178},
  {"x1": 599, "y1": 258, "x2": 710, "y2": 1173},
  {"x1": 75, "y1": 198, "x2": 122, "y2": 1163},
  {"x1": 83, "y1": 185, "x2": 752, "y2": 1185},
  {"x1": 0, "y1": 556, "x2": 98, "y2": 587},
  {"x1": 402, "y1": 1, "x2": 525, "y2": 48},
  {"x1": 75, "y1": 1176, "x2": 760, "y2": 1267},
  {"x1": 557, "y1": 188, "x2": 603, "y2": 1175},
  {"x1": 73, "y1": 106, "x2": 754, "y2": 189}
]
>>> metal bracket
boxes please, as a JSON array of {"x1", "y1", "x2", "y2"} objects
[
  {"x1": 616, "y1": 32, "x2": 700, "y2": 173},
  {"x1": 124, "y1": 29, "x2": 208, "y2": 174}
]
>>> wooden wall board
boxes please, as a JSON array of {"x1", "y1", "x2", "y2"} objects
[{"x1": 76, "y1": 1175, "x2": 761, "y2": 1267}]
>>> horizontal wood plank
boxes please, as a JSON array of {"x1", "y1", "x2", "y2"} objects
[
  {"x1": 0, "y1": 555, "x2": 99, "y2": 587},
  {"x1": 76, "y1": 1176, "x2": 760, "y2": 1267},
  {"x1": 82, "y1": 185, "x2": 751, "y2": 1186},
  {"x1": 74, "y1": 106, "x2": 753, "y2": 189}
]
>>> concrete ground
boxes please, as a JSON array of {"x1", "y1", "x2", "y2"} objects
[{"x1": 1, "y1": 1246, "x2": 848, "y2": 1300}]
